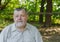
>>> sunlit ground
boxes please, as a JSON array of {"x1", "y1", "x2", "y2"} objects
[
  {"x1": 30, "y1": 22, "x2": 60, "y2": 42},
  {"x1": 39, "y1": 26, "x2": 60, "y2": 42}
]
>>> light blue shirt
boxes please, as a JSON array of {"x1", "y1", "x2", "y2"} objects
[{"x1": 0, "y1": 23, "x2": 43, "y2": 42}]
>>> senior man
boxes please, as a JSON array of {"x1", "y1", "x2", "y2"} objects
[{"x1": 0, "y1": 8, "x2": 43, "y2": 42}]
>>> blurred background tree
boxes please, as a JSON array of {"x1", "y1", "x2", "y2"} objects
[{"x1": 0, "y1": 0, "x2": 60, "y2": 28}]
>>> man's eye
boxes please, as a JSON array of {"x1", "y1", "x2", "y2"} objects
[
  {"x1": 15, "y1": 15, "x2": 18, "y2": 17},
  {"x1": 22, "y1": 15, "x2": 25, "y2": 17}
]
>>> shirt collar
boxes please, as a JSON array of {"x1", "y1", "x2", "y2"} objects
[
  {"x1": 11, "y1": 23, "x2": 17, "y2": 32},
  {"x1": 11, "y1": 23, "x2": 29, "y2": 32}
]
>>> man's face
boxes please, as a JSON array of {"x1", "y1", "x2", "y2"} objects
[{"x1": 13, "y1": 10, "x2": 28, "y2": 28}]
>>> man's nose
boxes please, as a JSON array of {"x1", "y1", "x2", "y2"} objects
[{"x1": 18, "y1": 16, "x2": 21, "y2": 20}]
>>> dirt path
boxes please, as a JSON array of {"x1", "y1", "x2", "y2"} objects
[{"x1": 43, "y1": 35, "x2": 60, "y2": 42}]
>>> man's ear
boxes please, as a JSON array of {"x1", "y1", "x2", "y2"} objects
[{"x1": 27, "y1": 15, "x2": 28, "y2": 17}]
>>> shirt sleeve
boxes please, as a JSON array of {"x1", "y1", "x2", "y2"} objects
[
  {"x1": 35, "y1": 29, "x2": 43, "y2": 42},
  {"x1": 0, "y1": 26, "x2": 9, "y2": 42},
  {"x1": 0, "y1": 29, "x2": 5, "y2": 42}
]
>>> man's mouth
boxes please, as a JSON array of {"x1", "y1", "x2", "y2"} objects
[
  {"x1": 17, "y1": 21, "x2": 23, "y2": 23},
  {"x1": 18, "y1": 21, "x2": 22, "y2": 22}
]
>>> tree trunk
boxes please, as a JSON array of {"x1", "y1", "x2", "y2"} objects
[
  {"x1": 0, "y1": 0, "x2": 1, "y2": 5},
  {"x1": 44, "y1": 0, "x2": 52, "y2": 27},
  {"x1": 39, "y1": 0, "x2": 45, "y2": 24},
  {"x1": 0, "y1": 0, "x2": 1, "y2": 10}
]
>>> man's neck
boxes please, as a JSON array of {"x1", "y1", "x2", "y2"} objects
[{"x1": 16, "y1": 25, "x2": 26, "y2": 32}]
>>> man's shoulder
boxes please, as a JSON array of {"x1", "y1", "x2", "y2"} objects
[
  {"x1": 5, "y1": 23, "x2": 14, "y2": 28},
  {"x1": 27, "y1": 23, "x2": 40, "y2": 36},
  {"x1": 1, "y1": 23, "x2": 14, "y2": 33},
  {"x1": 4, "y1": 23, "x2": 13, "y2": 29},
  {"x1": 27, "y1": 23, "x2": 36, "y2": 28},
  {"x1": 27, "y1": 23, "x2": 38, "y2": 31}
]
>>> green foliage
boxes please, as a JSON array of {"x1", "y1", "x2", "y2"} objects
[{"x1": 0, "y1": 0, "x2": 60, "y2": 28}]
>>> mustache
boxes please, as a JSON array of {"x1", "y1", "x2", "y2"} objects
[{"x1": 17, "y1": 21, "x2": 23, "y2": 22}]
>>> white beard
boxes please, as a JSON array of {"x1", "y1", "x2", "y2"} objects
[{"x1": 15, "y1": 22, "x2": 26, "y2": 28}]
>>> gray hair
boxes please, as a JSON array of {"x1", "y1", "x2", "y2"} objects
[{"x1": 14, "y1": 8, "x2": 28, "y2": 14}]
